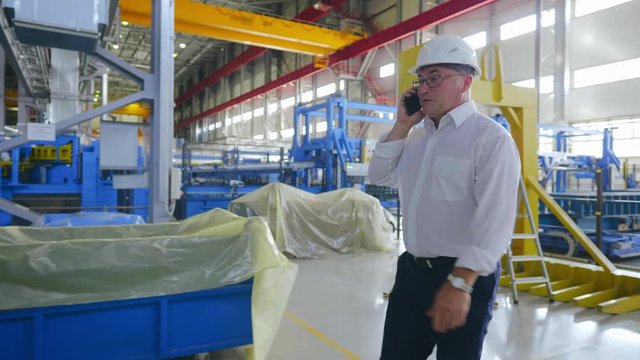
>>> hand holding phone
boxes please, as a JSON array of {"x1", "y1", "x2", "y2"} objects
[{"x1": 404, "y1": 92, "x2": 422, "y2": 116}]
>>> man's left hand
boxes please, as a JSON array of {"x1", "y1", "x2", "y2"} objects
[{"x1": 426, "y1": 281, "x2": 471, "y2": 333}]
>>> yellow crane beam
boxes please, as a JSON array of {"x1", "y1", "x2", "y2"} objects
[{"x1": 120, "y1": 0, "x2": 364, "y2": 56}]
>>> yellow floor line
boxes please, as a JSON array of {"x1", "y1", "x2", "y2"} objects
[{"x1": 285, "y1": 311, "x2": 361, "y2": 360}]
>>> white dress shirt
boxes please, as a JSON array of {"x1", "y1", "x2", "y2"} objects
[{"x1": 368, "y1": 101, "x2": 520, "y2": 276}]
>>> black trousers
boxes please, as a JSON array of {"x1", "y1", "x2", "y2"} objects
[{"x1": 380, "y1": 252, "x2": 499, "y2": 360}]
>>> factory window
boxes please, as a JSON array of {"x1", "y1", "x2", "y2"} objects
[
  {"x1": 512, "y1": 75, "x2": 554, "y2": 94},
  {"x1": 208, "y1": 123, "x2": 215, "y2": 131},
  {"x1": 573, "y1": 118, "x2": 640, "y2": 157},
  {"x1": 267, "y1": 131, "x2": 278, "y2": 140},
  {"x1": 253, "y1": 107, "x2": 264, "y2": 117},
  {"x1": 379, "y1": 63, "x2": 395, "y2": 78},
  {"x1": 232, "y1": 115, "x2": 242, "y2": 124},
  {"x1": 339, "y1": 80, "x2": 345, "y2": 91},
  {"x1": 253, "y1": 134, "x2": 264, "y2": 140},
  {"x1": 281, "y1": 97, "x2": 295, "y2": 109},
  {"x1": 538, "y1": 129, "x2": 554, "y2": 154},
  {"x1": 463, "y1": 31, "x2": 487, "y2": 49},
  {"x1": 316, "y1": 121, "x2": 327, "y2": 133},
  {"x1": 281, "y1": 128, "x2": 294, "y2": 138},
  {"x1": 574, "y1": 0, "x2": 631, "y2": 17},
  {"x1": 317, "y1": 83, "x2": 336, "y2": 98},
  {"x1": 267, "y1": 102, "x2": 279, "y2": 114},
  {"x1": 242, "y1": 111, "x2": 252, "y2": 121},
  {"x1": 225, "y1": 118, "x2": 231, "y2": 127},
  {"x1": 301, "y1": 91, "x2": 314, "y2": 103},
  {"x1": 573, "y1": 58, "x2": 640, "y2": 88},
  {"x1": 500, "y1": 10, "x2": 555, "y2": 41}
]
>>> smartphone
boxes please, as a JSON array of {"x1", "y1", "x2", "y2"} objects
[{"x1": 404, "y1": 93, "x2": 421, "y2": 116}]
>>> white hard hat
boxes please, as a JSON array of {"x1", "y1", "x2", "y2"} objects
[{"x1": 409, "y1": 34, "x2": 481, "y2": 77}]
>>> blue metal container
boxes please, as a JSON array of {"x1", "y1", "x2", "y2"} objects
[{"x1": 0, "y1": 281, "x2": 253, "y2": 360}]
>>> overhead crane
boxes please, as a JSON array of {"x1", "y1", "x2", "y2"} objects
[
  {"x1": 176, "y1": 0, "x2": 497, "y2": 130},
  {"x1": 119, "y1": 0, "x2": 364, "y2": 57}
]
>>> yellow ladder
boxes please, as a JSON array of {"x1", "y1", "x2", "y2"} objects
[{"x1": 507, "y1": 177, "x2": 553, "y2": 304}]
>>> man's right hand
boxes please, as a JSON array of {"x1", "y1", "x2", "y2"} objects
[{"x1": 383, "y1": 88, "x2": 425, "y2": 143}]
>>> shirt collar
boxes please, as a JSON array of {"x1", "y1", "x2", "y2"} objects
[
  {"x1": 425, "y1": 101, "x2": 477, "y2": 130},
  {"x1": 446, "y1": 100, "x2": 476, "y2": 128}
]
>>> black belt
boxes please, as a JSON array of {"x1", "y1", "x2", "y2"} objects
[{"x1": 408, "y1": 253, "x2": 456, "y2": 269}]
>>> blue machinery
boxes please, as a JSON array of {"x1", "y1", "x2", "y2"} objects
[
  {"x1": 536, "y1": 125, "x2": 640, "y2": 259},
  {"x1": 0, "y1": 135, "x2": 148, "y2": 226},
  {"x1": 291, "y1": 96, "x2": 394, "y2": 191},
  {"x1": 180, "y1": 96, "x2": 396, "y2": 218}
]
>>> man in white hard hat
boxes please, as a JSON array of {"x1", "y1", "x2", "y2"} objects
[{"x1": 368, "y1": 34, "x2": 521, "y2": 359}]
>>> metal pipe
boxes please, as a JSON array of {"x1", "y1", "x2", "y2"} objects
[{"x1": 595, "y1": 168, "x2": 603, "y2": 250}]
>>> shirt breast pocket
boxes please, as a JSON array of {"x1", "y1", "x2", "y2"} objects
[{"x1": 430, "y1": 156, "x2": 472, "y2": 202}]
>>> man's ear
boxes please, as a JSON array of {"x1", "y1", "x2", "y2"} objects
[{"x1": 461, "y1": 74, "x2": 473, "y2": 92}]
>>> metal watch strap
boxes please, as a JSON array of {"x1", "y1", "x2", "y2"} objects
[{"x1": 447, "y1": 273, "x2": 473, "y2": 294}]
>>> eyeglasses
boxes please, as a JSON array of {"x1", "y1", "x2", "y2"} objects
[{"x1": 412, "y1": 73, "x2": 465, "y2": 89}]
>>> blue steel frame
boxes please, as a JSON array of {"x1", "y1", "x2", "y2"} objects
[{"x1": 291, "y1": 96, "x2": 395, "y2": 191}]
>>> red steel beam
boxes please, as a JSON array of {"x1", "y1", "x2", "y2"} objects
[
  {"x1": 177, "y1": 0, "x2": 496, "y2": 130},
  {"x1": 174, "y1": 0, "x2": 347, "y2": 106}
]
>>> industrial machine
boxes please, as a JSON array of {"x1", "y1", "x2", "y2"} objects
[
  {"x1": 536, "y1": 125, "x2": 640, "y2": 259},
  {"x1": 177, "y1": 141, "x2": 312, "y2": 218},
  {"x1": 0, "y1": 134, "x2": 148, "y2": 225},
  {"x1": 178, "y1": 96, "x2": 397, "y2": 219}
]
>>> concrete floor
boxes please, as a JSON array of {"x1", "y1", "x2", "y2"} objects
[{"x1": 207, "y1": 242, "x2": 640, "y2": 360}]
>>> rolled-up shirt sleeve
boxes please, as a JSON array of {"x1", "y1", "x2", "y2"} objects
[
  {"x1": 367, "y1": 130, "x2": 405, "y2": 187},
  {"x1": 456, "y1": 131, "x2": 521, "y2": 275}
]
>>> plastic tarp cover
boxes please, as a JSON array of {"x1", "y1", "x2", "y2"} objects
[
  {"x1": 0, "y1": 209, "x2": 297, "y2": 360},
  {"x1": 229, "y1": 183, "x2": 395, "y2": 258},
  {"x1": 33, "y1": 211, "x2": 146, "y2": 227}
]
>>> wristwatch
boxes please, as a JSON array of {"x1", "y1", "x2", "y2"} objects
[{"x1": 447, "y1": 274, "x2": 473, "y2": 294}]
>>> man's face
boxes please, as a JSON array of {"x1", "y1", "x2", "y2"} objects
[{"x1": 414, "y1": 65, "x2": 470, "y2": 121}]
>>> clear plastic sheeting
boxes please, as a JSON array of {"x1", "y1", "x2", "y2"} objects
[
  {"x1": 33, "y1": 211, "x2": 146, "y2": 227},
  {"x1": 0, "y1": 209, "x2": 297, "y2": 360},
  {"x1": 229, "y1": 183, "x2": 395, "y2": 258}
]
